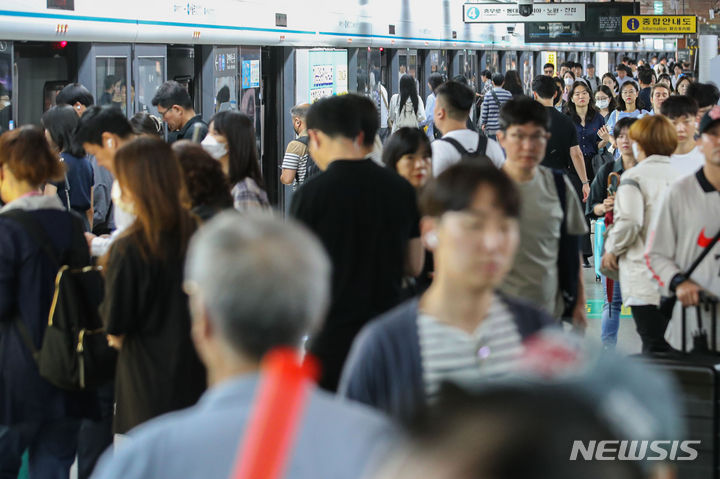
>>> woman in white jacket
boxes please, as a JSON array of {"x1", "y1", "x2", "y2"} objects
[
  {"x1": 602, "y1": 115, "x2": 678, "y2": 353},
  {"x1": 388, "y1": 74, "x2": 425, "y2": 134}
]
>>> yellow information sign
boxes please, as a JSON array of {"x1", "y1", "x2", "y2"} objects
[{"x1": 621, "y1": 15, "x2": 696, "y2": 34}]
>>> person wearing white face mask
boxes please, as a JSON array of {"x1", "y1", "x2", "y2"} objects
[
  {"x1": 204, "y1": 111, "x2": 269, "y2": 212},
  {"x1": 601, "y1": 115, "x2": 678, "y2": 353}
]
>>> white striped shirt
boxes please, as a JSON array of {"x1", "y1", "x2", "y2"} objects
[{"x1": 418, "y1": 295, "x2": 524, "y2": 400}]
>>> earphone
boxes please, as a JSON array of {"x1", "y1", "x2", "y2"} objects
[{"x1": 424, "y1": 231, "x2": 438, "y2": 248}]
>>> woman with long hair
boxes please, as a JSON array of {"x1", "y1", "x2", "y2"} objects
[
  {"x1": 100, "y1": 137, "x2": 206, "y2": 434},
  {"x1": 675, "y1": 76, "x2": 692, "y2": 96},
  {"x1": 602, "y1": 72, "x2": 619, "y2": 96},
  {"x1": 503, "y1": 70, "x2": 524, "y2": 97},
  {"x1": 594, "y1": 85, "x2": 616, "y2": 122},
  {"x1": 388, "y1": 74, "x2": 426, "y2": 134},
  {"x1": 0, "y1": 127, "x2": 94, "y2": 476},
  {"x1": 601, "y1": 115, "x2": 678, "y2": 353},
  {"x1": 203, "y1": 110, "x2": 270, "y2": 212},
  {"x1": 605, "y1": 81, "x2": 649, "y2": 157},
  {"x1": 561, "y1": 70, "x2": 576, "y2": 103},
  {"x1": 41, "y1": 105, "x2": 94, "y2": 231}
]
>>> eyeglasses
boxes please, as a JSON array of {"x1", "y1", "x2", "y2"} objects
[
  {"x1": 505, "y1": 132, "x2": 547, "y2": 144},
  {"x1": 157, "y1": 107, "x2": 173, "y2": 119}
]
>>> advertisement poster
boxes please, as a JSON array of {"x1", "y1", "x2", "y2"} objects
[
  {"x1": 308, "y1": 50, "x2": 348, "y2": 103},
  {"x1": 242, "y1": 60, "x2": 260, "y2": 89}
]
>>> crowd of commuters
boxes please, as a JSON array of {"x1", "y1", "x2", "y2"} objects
[{"x1": 0, "y1": 54, "x2": 718, "y2": 479}]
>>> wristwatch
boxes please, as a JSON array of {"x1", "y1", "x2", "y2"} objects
[
  {"x1": 669, "y1": 273, "x2": 688, "y2": 293},
  {"x1": 582, "y1": 180, "x2": 590, "y2": 185}
]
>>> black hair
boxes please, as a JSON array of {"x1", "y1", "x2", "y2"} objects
[
  {"x1": 657, "y1": 73, "x2": 673, "y2": 88},
  {"x1": 305, "y1": 93, "x2": 379, "y2": 147},
  {"x1": 503, "y1": 70, "x2": 523, "y2": 96},
  {"x1": 565, "y1": 81, "x2": 597, "y2": 124},
  {"x1": 628, "y1": 58, "x2": 637, "y2": 66},
  {"x1": 435, "y1": 80, "x2": 474, "y2": 120},
  {"x1": 55, "y1": 83, "x2": 94, "y2": 108},
  {"x1": 399, "y1": 74, "x2": 420, "y2": 116},
  {"x1": 499, "y1": 97, "x2": 550, "y2": 131},
  {"x1": 552, "y1": 77, "x2": 565, "y2": 106},
  {"x1": 209, "y1": 111, "x2": 265, "y2": 188},
  {"x1": 615, "y1": 81, "x2": 641, "y2": 112},
  {"x1": 595, "y1": 85, "x2": 617, "y2": 114},
  {"x1": 587, "y1": 63, "x2": 595, "y2": 69},
  {"x1": 637, "y1": 69, "x2": 653, "y2": 86},
  {"x1": 74, "y1": 105, "x2": 133, "y2": 146},
  {"x1": 382, "y1": 127, "x2": 431, "y2": 171},
  {"x1": 543, "y1": 63, "x2": 554, "y2": 72},
  {"x1": 216, "y1": 85, "x2": 230, "y2": 104},
  {"x1": 686, "y1": 82, "x2": 720, "y2": 108},
  {"x1": 560, "y1": 62, "x2": 569, "y2": 69},
  {"x1": 563, "y1": 70, "x2": 576, "y2": 80},
  {"x1": 420, "y1": 160, "x2": 520, "y2": 219},
  {"x1": 151, "y1": 80, "x2": 193, "y2": 109},
  {"x1": 601, "y1": 73, "x2": 619, "y2": 93},
  {"x1": 675, "y1": 76, "x2": 692, "y2": 94},
  {"x1": 103, "y1": 75, "x2": 120, "y2": 91},
  {"x1": 428, "y1": 73, "x2": 444, "y2": 92},
  {"x1": 491, "y1": 72, "x2": 504, "y2": 86},
  {"x1": 481, "y1": 69, "x2": 492, "y2": 79},
  {"x1": 130, "y1": 111, "x2": 163, "y2": 136},
  {"x1": 612, "y1": 116, "x2": 637, "y2": 138},
  {"x1": 660, "y1": 95, "x2": 699, "y2": 119},
  {"x1": 531, "y1": 75, "x2": 557, "y2": 100},
  {"x1": 41, "y1": 105, "x2": 85, "y2": 158}
]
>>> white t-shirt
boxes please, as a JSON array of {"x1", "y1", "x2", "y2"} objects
[
  {"x1": 431, "y1": 129, "x2": 505, "y2": 177},
  {"x1": 669, "y1": 146, "x2": 705, "y2": 180}
]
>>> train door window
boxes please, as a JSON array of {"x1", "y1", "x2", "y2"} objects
[
  {"x1": 43, "y1": 81, "x2": 67, "y2": 112},
  {"x1": 134, "y1": 45, "x2": 166, "y2": 116},
  {"x1": 503, "y1": 52, "x2": 517, "y2": 74},
  {"x1": 214, "y1": 47, "x2": 238, "y2": 115},
  {"x1": 484, "y1": 51, "x2": 499, "y2": 74},
  {"x1": 96, "y1": 57, "x2": 128, "y2": 114},
  {"x1": 520, "y1": 52, "x2": 534, "y2": 95},
  {"x1": 464, "y1": 50, "x2": 478, "y2": 92},
  {"x1": 0, "y1": 43, "x2": 12, "y2": 132},
  {"x1": 239, "y1": 46, "x2": 262, "y2": 157},
  {"x1": 357, "y1": 48, "x2": 369, "y2": 94}
]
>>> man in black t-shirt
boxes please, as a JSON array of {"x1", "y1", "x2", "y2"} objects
[
  {"x1": 291, "y1": 94, "x2": 424, "y2": 391},
  {"x1": 531, "y1": 75, "x2": 590, "y2": 201}
]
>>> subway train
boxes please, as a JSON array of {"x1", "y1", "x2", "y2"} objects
[{"x1": 0, "y1": 0, "x2": 674, "y2": 207}]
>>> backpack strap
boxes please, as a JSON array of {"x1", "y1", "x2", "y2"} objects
[
  {"x1": 550, "y1": 169, "x2": 568, "y2": 230},
  {"x1": 476, "y1": 132, "x2": 488, "y2": 157},
  {"x1": 438, "y1": 137, "x2": 470, "y2": 157}
]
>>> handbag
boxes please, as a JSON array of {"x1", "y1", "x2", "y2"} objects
[
  {"x1": 1, "y1": 209, "x2": 116, "y2": 390},
  {"x1": 659, "y1": 228, "x2": 720, "y2": 320}
]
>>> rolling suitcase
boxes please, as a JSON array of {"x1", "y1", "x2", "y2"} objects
[{"x1": 646, "y1": 294, "x2": 720, "y2": 479}]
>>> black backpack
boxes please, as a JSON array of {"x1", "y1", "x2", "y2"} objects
[
  {"x1": 1, "y1": 209, "x2": 116, "y2": 390},
  {"x1": 296, "y1": 135, "x2": 321, "y2": 181},
  {"x1": 550, "y1": 170, "x2": 582, "y2": 321},
  {"x1": 438, "y1": 132, "x2": 489, "y2": 162}
]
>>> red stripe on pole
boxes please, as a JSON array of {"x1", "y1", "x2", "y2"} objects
[{"x1": 230, "y1": 348, "x2": 319, "y2": 479}]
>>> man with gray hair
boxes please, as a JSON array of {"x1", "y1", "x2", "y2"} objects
[
  {"x1": 92, "y1": 212, "x2": 396, "y2": 479},
  {"x1": 281, "y1": 103, "x2": 313, "y2": 189}
]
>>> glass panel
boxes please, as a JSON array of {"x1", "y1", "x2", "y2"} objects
[
  {"x1": 239, "y1": 46, "x2": 262, "y2": 156},
  {"x1": 137, "y1": 57, "x2": 164, "y2": 115},
  {"x1": 484, "y1": 52, "x2": 499, "y2": 73},
  {"x1": 357, "y1": 48, "x2": 369, "y2": 94},
  {"x1": 214, "y1": 47, "x2": 238, "y2": 114},
  {"x1": 96, "y1": 57, "x2": 128, "y2": 114},
  {"x1": 463, "y1": 50, "x2": 478, "y2": 92},
  {"x1": 521, "y1": 53, "x2": 534, "y2": 95},
  {"x1": 0, "y1": 43, "x2": 13, "y2": 132}
]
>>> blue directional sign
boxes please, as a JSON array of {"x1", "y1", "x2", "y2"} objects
[
  {"x1": 466, "y1": 6, "x2": 480, "y2": 20},
  {"x1": 626, "y1": 17, "x2": 640, "y2": 31}
]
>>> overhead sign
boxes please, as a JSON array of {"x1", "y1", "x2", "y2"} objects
[
  {"x1": 463, "y1": 3, "x2": 585, "y2": 23},
  {"x1": 526, "y1": 2, "x2": 639, "y2": 43},
  {"x1": 621, "y1": 15, "x2": 696, "y2": 34}
]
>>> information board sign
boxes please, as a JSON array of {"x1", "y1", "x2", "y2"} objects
[
  {"x1": 526, "y1": 2, "x2": 639, "y2": 43},
  {"x1": 307, "y1": 50, "x2": 348, "y2": 103},
  {"x1": 463, "y1": 3, "x2": 585, "y2": 23},
  {"x1": 621, "y1": 16, "x2": 696, "y2": 34}
]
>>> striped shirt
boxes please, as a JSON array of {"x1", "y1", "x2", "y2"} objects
[
  {"x1": 480, "y1": 87, "x2": 512, "y2": 135},
  {"x1": 418, "y1": 294, "x2": 524, "y2": 400},
  {"x1": 281, "y1": 138, "x2": 310, "y2": 190}
]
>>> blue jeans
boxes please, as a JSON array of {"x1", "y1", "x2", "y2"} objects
[
  {"x1": 601, "y1": 277, "x2": 623, "y2": 347},
  {"x1": 0, "y1": 418, "x2": 80, "y2": 479}
]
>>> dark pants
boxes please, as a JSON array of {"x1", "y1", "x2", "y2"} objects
[
  {"x1": 631, "y1": 305, "x2": 671, "y2": 353},
  {"x1": 568, "y1": 170, "x2": 593, "y2": 258},
  {"x1": 0, "y1": 418, "x2": 80, "y2": 479},
  {"x1": 77, "y1": 382, "x2": 114, "y2": 479}
]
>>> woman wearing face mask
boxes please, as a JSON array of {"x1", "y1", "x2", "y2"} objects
[
  {"x1": 594, "y1": 85, "x2": 616, "y2": 122},
  {"x1": 203, "y1": 111, "x2": 270, "y2": 212},
  {"x1": 601, "y1": 115, "x2": 678, "y2": 353},
  {"x1": 602, "y1": 73, "x2": 619, "y2": 96},
  {"x1": 586, "y1": 117, "x2": 638, "y2": 349},
  {"x1": 383, "y1": 127, "x2": 433, "y2": 294},
  {"x1": 605, "y1": 81, "x2": 649, "y2": 159},
  {"x1": 562, "y1": 71, "x2": 575, "y2": 104}
]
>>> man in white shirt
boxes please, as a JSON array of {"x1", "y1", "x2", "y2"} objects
[
  {"x1": 660, "y1": 96, "x2": 706, "y2": 179},
  {"x1": 432, "y1": 80, "x2": 505, "y2": 177}
]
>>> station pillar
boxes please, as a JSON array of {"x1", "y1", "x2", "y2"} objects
[{"x1": 698, "y1": 35, "x2": 718, "y2": 84}]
